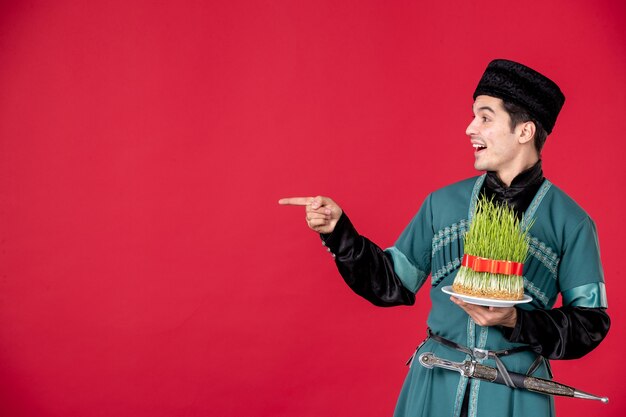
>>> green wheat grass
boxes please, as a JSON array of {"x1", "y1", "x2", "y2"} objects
[{"x1": 452, "y1": 197, "x2": 533, "y2": 300}]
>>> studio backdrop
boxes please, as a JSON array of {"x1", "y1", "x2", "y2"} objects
[{"x1": 1, "y1": 1, "x2": 625, "y2": 416}]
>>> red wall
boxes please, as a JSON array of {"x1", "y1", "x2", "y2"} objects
[{"x1": 1, "y1": 1, "x2": 624, "y2": 416}]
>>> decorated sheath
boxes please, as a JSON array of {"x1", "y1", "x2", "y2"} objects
[{"x1": 419, "y1": 352, "x2": 608, "y2": 403}]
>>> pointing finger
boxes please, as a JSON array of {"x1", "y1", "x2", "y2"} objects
[{"x1": 278, "y1": 197, "x2": 313, "y2": 206}]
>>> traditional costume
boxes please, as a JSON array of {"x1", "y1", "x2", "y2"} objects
[{"x1": 320, "y1": 60, "x2": 610, "y2": 417}]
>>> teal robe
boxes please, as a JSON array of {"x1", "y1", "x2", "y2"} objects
[{"x1": 386, "y1": 175, "x2": 607, "y2": 417}]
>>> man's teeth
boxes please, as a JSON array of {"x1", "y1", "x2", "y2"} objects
[{"x1": 473, "y1": 144, "x2": 486, "y2": 150}]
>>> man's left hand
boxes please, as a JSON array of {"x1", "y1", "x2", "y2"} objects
[{"x1": 450, "y1": 297, "x2": 517, "y2": 328}]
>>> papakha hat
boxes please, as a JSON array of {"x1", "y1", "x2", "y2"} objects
[{"x1": 473, "y1": 59, "x2": 565, "y2": 134}]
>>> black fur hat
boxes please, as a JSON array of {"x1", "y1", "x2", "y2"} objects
[{"x1": 473, "y1": 59, "x2": 565, "y2": 134}]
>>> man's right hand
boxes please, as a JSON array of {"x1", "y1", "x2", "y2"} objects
[{"x1": 278, "y1": 196, "x2": 343, "y2": 234}]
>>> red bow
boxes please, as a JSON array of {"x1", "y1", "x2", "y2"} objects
[{"x1": 461, "y1": 254, "x2": 523, "y2": 276}]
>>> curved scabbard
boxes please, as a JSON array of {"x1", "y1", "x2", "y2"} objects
[{"x1": 418, "y1": 352, "x2": 608, "y2": 404}]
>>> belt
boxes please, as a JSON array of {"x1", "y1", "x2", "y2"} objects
[{"x1": 412, "y1": 328, "x2": 549, "y2": 389}]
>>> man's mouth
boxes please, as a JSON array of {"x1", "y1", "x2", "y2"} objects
[{"x1": 473, "y1": 144, "x2": 487, "y2": 153}]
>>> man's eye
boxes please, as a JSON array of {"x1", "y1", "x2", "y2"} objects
[{"x1": 482, "y1": 117, "x2": 489, "y2": 123}]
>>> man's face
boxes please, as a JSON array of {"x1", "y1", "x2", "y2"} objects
[{"x1": 466, "y1": 95, "x2": 521, "y2": 176}]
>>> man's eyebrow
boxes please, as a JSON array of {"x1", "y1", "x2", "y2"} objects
[{"x1": 475, "y1": 106, "x2": 496, "y2": 114}]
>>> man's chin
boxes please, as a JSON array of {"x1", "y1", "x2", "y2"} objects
[{"x1": 473, "y1": 162, "x2": 488, "y2": 172}]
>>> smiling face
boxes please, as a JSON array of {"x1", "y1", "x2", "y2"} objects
[{"x1": 466, "y1": 95, "x2": 538, "y2": 186}]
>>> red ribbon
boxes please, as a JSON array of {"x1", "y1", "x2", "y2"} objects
[{"x1": 461, "y1": 254, "x2": 524, "y2": 276}]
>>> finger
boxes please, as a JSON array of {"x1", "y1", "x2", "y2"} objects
[
  {"x1": 453, "y1": 298, "x2": 485, "y2": 311},
  {"x1": 278, "y1": 197, "x2": 313, "y2": 206},
  {"x1": 306, "y1": 212, "x2": 331, "y2": 221},
  {"x1": 311, "y1": 195, "x2": 334, "y2": 210},
  {"x1": 451, "y1": 296, "x2": 471, "y2": 308},
  {"x1": 311, "y1": 196, "x2": 322, "y2": 209},
  {"x1": 307, "y1": 206, "x2": 332, "y2": 216},
  {"x1": 308, "y1": 218, "x2": 329, "y2": 226}
]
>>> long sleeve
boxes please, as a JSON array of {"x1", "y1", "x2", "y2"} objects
[
  {"x1": 483, "y1": 164, "x2": 610, "y2": 359},
  {"x1": 502, "y1": 306, "x2": 610, "y2": 359},
  {"x1": 321, "y1": 212, "x2": 415, "y2": 307}
]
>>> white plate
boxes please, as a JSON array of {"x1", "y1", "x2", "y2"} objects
[{"x1": 442, "y1": 286, "x2": 532, "y2": 307}]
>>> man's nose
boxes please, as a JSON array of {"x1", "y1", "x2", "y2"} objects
[{"x1": 465, "y1": 118, "x2": 477, "y2": 136}]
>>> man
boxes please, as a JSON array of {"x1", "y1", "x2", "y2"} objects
[{"x1": 279, "y1": 59, "x2": 610, "y2": 417}]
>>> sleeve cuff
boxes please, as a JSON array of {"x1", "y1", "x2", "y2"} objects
[
  {"x1": 319, "y1": 213, "x2": 358, "y2": 258},
  {"x1": 501, "y1": 307, "x2": 524, "y2": 342}
]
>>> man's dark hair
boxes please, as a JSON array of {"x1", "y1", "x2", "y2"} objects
[{"x1": 503, "y1": 101, "x2": 549, "y2": 154}]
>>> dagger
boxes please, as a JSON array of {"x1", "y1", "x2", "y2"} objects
[{"x1": 418, "y1": 352, "x2": 608, "y2": 403}]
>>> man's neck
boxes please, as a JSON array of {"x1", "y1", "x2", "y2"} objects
[{"x1": 496, "y1": 156, "x2": 540, "y2": 187}]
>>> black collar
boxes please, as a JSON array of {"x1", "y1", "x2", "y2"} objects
[{"x1": 481, "y1": 161, "x2": 545, "y2": 216}]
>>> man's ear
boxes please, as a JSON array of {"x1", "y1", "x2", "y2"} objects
[{"x1": 518, "y1": 121, "x2": 536, "y2": 145}]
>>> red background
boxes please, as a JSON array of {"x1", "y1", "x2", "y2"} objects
[{"x1": 1, "y1": 1, "x2": 625, "y2": 416}]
